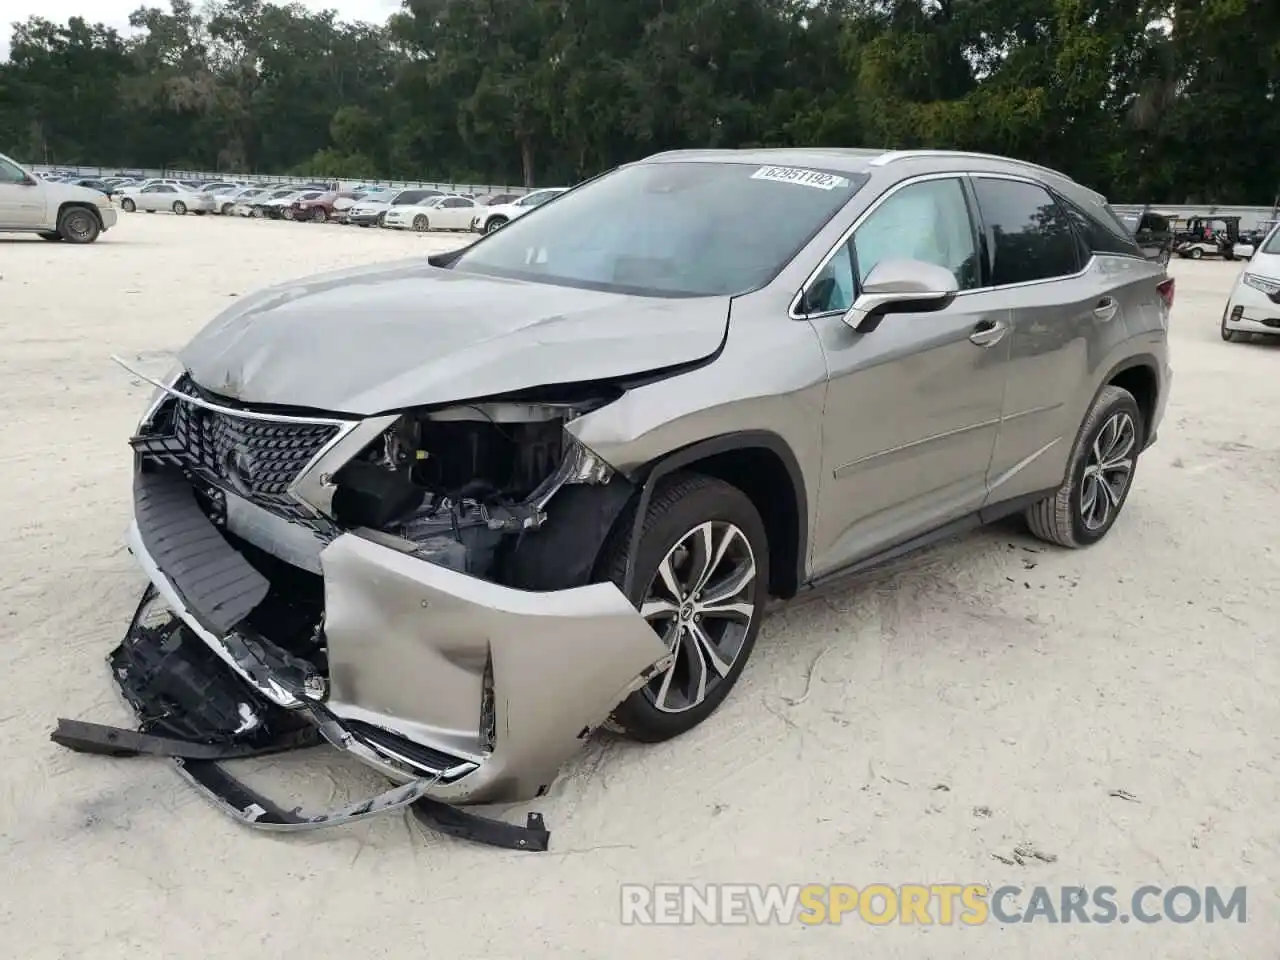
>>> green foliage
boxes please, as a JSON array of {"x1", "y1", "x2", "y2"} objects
[{"x1": 1, "y1": 0, "x2": 1278, "y2": 201}]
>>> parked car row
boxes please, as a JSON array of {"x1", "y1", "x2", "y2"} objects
[{"x1": 209, "y1": 182, "x2": 570, "y2": 235}]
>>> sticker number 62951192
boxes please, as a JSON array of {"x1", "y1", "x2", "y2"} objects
[{"x1": 750, "y1": 166, "x2": 850, "y2": 190}]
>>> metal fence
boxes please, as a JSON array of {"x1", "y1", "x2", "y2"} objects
[
  {"x1": 1109, "y1": 204, "x2": 1279, "y2": 232},
  {"x1": 26, "y1": 163, "x2": 535, "y2": 198}
]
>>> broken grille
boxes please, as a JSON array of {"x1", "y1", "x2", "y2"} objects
[{"x1": 132, "y1": 377, "x2": 339, "y2": 505}]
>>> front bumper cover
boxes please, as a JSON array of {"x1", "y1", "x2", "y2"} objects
[{"x1": 58, "y1": 458, "x2": 667, "y2": 836}]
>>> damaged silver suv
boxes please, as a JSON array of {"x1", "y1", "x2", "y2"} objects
[{"x1": 74, "y1": 148, "x2": 1172, "y2": 828}]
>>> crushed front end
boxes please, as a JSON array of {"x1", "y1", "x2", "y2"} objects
[{"x1": 59, "y1": 365, "x2": 668, "y2": 836}]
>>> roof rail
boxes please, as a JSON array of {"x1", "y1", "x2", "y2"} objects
[{"x1": 869, "y1": 150, "x2": 1074, "y2": 182}]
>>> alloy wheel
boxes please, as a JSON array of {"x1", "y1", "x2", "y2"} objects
[
  {"x1": 1080, "y1": 411, "x2": 1136, "y2": 531},
  {"x1": 639, "y1": 521, "x2": 757, "y2": 714}
]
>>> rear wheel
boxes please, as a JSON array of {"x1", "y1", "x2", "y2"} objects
[
  {"x1": 601, "y1": 473, "x2": 769, "y2": 742},
  {"x1": 1026, "y1": 386, "x2": 1143, "y2": 548},
  {"x1": 172, "y1": 201, "x2": 187, "y2": 216},
  {"x1": 220, "y1": 202, "x2": 234, "y2": 215},
  {"x1": 1189, "y1": 246, "x2": 1203, "y2": 260}
]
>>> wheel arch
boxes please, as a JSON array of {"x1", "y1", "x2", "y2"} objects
[
  {"x1": 1100, "y1": 354, "x2": 1160, "y2": 445},
  {"x1": 622, "y1": 431, "x2": 808, "y2": 601},
  {"x1": 57, "y1": 201, "x2": 102, "y2": 230}
]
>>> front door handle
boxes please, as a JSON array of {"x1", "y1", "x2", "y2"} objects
[
  {"x1": 969, "y1": 318, "x2": 1008, "y2": 348},
  {"x1": 1093, "y1": 297, "x2": 1118, "y2": 321}
]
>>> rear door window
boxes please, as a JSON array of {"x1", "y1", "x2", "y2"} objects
[{"x1": 972, "y1": 178, "x2": 1082, "y2": 285}]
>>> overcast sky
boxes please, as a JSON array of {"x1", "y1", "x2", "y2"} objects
[{"x1": 2, "y1": 0, "x2": 403, "y2": 59}]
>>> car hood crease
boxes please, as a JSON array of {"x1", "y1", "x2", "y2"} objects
[{"x1": 177, "y1": 259, "x2": 732, "y2": 415}]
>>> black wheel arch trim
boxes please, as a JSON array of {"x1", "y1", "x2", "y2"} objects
[
  {"x1": 621, "y1": 430, "x2": 809, "y2": 600},
  {"x1": 57, "y1": 201, "x2": 103, "y2": 229},
  {"x1": 1096, "y1": 352, "x2": 1162, "y2": 449}
]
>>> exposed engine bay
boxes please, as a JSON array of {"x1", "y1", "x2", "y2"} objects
[{"x1": 329, "y1": 400, "x2": 617, "y2": 581}]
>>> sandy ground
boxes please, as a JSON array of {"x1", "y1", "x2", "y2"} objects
[{"x1": 1, "y1": 212, "x2": 1277, "y2": 959}]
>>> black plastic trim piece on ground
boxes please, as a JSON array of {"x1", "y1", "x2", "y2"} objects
[{"x1": 49, "y1": 717, "x2": 553, "y2": 850}]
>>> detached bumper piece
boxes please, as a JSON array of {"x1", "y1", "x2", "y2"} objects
[{"x1": 51, "y1": 589, "x2": 550, "y2": 851}]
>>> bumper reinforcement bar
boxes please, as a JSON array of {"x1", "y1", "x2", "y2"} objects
[{"x1": 50, "y1": 718, "x2": 551, "y2": 851}]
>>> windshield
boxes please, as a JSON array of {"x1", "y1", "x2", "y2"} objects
[
  {"x1": 450, "y1": 161, "x2": 866, "y2": 297},
  {"x1": 1262, "y1": 223, "x2": 1280, "y2": 255}
]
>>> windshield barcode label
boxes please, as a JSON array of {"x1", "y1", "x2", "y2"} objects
[{"x1": 751, "y1": 166, "x2": 850, "y2": 190}]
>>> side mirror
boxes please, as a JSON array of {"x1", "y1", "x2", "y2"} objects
[{"x1": 842, "y1": 260, "x2": 959, "y2": 333}]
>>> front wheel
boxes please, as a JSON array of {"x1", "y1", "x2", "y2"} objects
[
  {"x1": 413, "y1": 214, "x2": 429, "y2": 232},
  {"x1": 121, "y1": 198, "x2": 136, "y2": 213},
  {"x1": 311, "y1": 207, "x2": 327, "y2": 222},
  {"x1": 485, "y1": 216, "x2": 507, "y2": 233},
  {"x1": 601, "y1": 473, "x2": 769, "y2": 742},
  {"x1": 1026, "y1": 385, "x2": 1143, "y2": 548},
  {"x1": 1188, "y1": 246, "x2": 1203, "y2": 260},
  {"x1": 57, "y1": 206, "x2": 101, "y2": 243}
]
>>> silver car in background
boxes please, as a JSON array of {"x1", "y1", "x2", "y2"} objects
[
  {"x1": 119, "y1": 184, "x2": 216, "y2": 215},
  {"x1": 76, "y1": 148, "x2": 1172, "y2": 831}
]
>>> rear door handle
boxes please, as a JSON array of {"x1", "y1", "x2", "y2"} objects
[
  {"x1": 969, "y1": 318, "x2": 1009, "y2": 348},
  {"x1": 1093, "y1": 297, "x2": 1118, "y2": 321}
]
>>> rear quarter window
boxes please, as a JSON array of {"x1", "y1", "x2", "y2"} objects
[{"x1": 1058, "y1": 196, "x2": 1144, "y2": 258}]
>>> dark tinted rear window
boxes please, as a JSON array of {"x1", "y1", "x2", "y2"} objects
[{"x1": 1058, "y1": 196, "x2": 1143, "y2": 257}]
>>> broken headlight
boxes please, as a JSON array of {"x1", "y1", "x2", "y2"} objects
[{"x1": 334, "y1": 401, "x2": 615, "y2": 576}]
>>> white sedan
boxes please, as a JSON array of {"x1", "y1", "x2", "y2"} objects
[
  {"x1": 1222, "y1": 222, "x2": 1280, "y2": 342},
  {"x1": 119, "y1": 184, "x2": 215, "y2": 215},
  {"x1": 471, "y1": 187, "x2": 568, "y2": 233},
  {"x1": 383, "y1": 195, "x2": 479, "y2": 232}
]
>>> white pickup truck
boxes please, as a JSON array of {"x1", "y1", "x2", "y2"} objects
[{"x1": 0, "y1": 152, "x2": 118, "y2": 243}]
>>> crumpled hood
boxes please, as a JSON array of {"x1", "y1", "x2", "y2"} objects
[{"x1": 178, "y1": 258, "x2": 730, "y2": 415}]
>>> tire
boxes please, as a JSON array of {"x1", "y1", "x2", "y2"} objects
[
  {"x1": 599, "y1": 472, "x2": 770, "y2": 742},
  {"x1": 121, "y1": 198, "x2": 136, "y2": 213},
  {"x1": 1221, "y1": 313, "x2": 1240, "y2": 342},
  {"x1": 376, "y1": 212, "x2": 387, "y2": 228},
  {"x1": 220, "y1": 202, "x2": 234, "y2": 215},
  {"x1": 413, "y1": 214, "x2": 429, "y2": 232},
  {"x1": 172, "y1": 201, "x2": 187, "y2": 216},
  {"x1": 485, "y1": 216, "x2": 507, "y2": 233},
  {"x1": 1188, "y1": 246, "x2": 1203, "y2": 260},
  {"x1": 57, "y1": 206, "x2": 101, "y2": 243},
  {"x1": 283, "y1": 207, "x2": 295, "y2": 220},
  {"x1": 311, "y1": 207, "x2": 327, "y2": 222},
  {"x1": 1025, "y1": 385, "x2": 1143, "y2": 548}
]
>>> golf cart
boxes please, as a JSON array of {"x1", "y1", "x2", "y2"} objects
[{"x1": 1173, "y1": 216, "x2": 1244, "y2": 260}]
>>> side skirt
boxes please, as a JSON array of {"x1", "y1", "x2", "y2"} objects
[{"x1": 803, "y1": 488, "x2": 1057, "y2": 591}]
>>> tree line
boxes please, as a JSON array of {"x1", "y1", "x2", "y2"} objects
[{"x1": 1, "y1": 0, "x2": 1277, "y2": 203}]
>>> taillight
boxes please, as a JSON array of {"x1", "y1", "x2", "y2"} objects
[{"x1": 1157, "y1": 277, "x2": 1175, "y2": 310}]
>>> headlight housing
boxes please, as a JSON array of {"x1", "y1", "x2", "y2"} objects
[{"x1": 1243, "y1": 273, "x2": 1280, "y2": 297}]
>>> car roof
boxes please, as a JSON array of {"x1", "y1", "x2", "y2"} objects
[{"x1": 636, "y1": 147, "x2": 1084, "y2": 193}]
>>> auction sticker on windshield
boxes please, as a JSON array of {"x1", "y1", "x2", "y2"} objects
[{"x1": 751, "y1": 166, "x2": 850, "y2": 190}]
